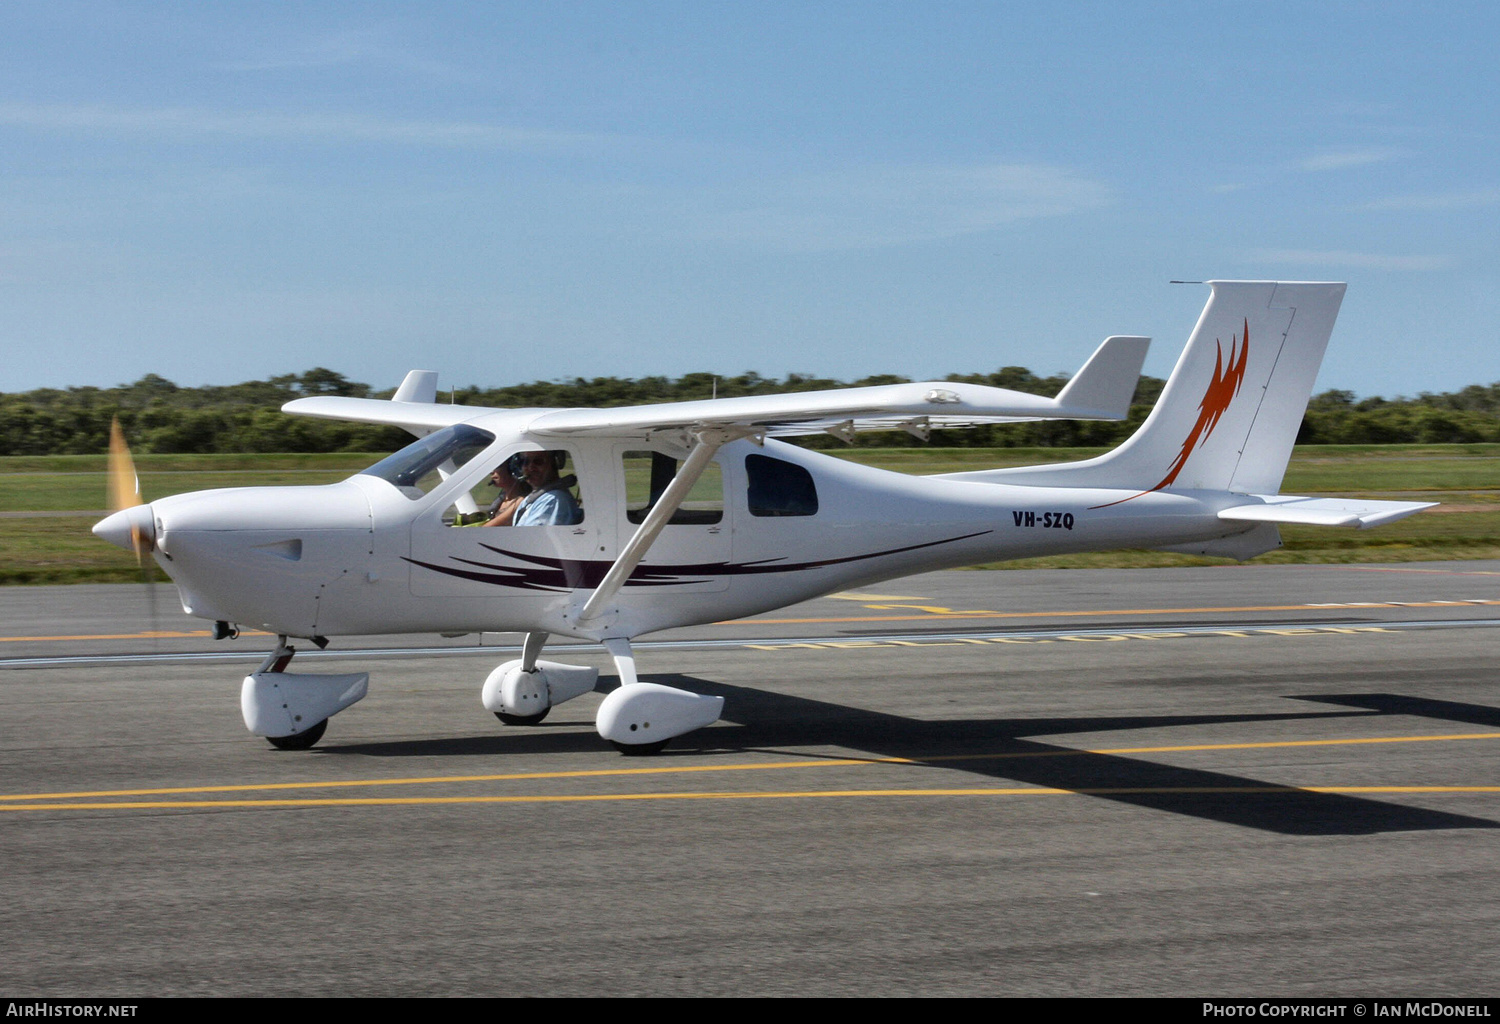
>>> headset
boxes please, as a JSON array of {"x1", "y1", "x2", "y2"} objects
[{"x1": 499, "y1": 451, "x2": 566, "y2": 478}]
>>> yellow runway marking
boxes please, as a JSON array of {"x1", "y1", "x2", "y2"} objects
[
  {"x1": 4, "y1": 732, "x2": 1497, "y2": 806},
  {"x1": 0, "y1": 630, "x2": 215, "y2": 642},
  {"x1": 2, "y1": 759, "x2": 895, "y2": 800},
  {"x1": 5, "y1": 599, "x2": 1496, "y2": 644},
  {"x1": 1330, "y1": 566, "x2": 1500, "y2": 576},
  {"x1": 734, "y1": 599, "x2": 1500, "y2": 626},
  {"x1": 4, "y1": 785, "x2": 1500, "y2": 813},
  {"x1": 0, "y1": 629, "x2": 273, "y2": 643}
]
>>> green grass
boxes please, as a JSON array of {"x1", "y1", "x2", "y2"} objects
[
  {"x1": 0, "y1": 453, "x2": 378, "y2": 584},
  {"x1": 0, "y1": 516, "x2": 150, "y2": 585},
  {"x1": 3, "y1": 445, "x2": 1496, "y2": 584},
  {"x1": 830, "y1": 443, "x2": 1500, "y2": 493},
  {"x1": 0, "y1": 454, "x2": 374, "y2": 512}
]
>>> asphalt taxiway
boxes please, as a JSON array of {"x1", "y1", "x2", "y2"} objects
[{"x1": 1, "y1": 562, "x2": 1497, "y2": 996}]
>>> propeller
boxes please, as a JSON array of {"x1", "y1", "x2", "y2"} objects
[
  {"x1": 108, "y1": 417, "x2": 149, "y2": 561},
  {"x1": 97, "y1": 417, "x2": 160, "y2": 640},
  {"x1": 94, "y1": 417, "x2": 155, "y2": 562}
]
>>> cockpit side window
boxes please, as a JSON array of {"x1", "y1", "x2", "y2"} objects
[
  {"x1": 446, "y1": 448, "x2": 585, "y2": 527},
  {"x1": 745, "y1": 454, "x2": 818, "y2": 517},
  {"x1": 359, "y1": 424, "x2": 496, "y2": 500}
]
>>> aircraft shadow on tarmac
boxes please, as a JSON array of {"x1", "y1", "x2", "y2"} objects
[
  {"x1": 323, "y1": 677, "x2": 1498, "y2": 837},
  {"x1": 1295, "y1": 693, "x2": 1500, "y2": 729}
]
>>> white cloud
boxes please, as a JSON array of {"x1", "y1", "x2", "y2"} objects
[
  {"x1": 1299, "y1": 147, "x2": 1404, "y2": 172},
  {"x1": 224, "y1": 29, "x2": 384, "y2": 71},
  {"x1": 1363, "y1": 188, "x2": 1500, "y2": 211},
  {"x1": 1248, "y1": 248, "x2": 1451, "y2": 271},
  {"x1": 222, "y1": 28, "x2": 470, "y2": 82},
  {"x1": 669, "y1": 163, "x2": 1114, "y2": 251},
  {"x1": 0, "y1": 101, "x2": 611, "y2": 153}
]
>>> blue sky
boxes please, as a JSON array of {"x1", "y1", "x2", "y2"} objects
[{"x1": 3, "y1": 1, "x2": 1496, "y2": 398}]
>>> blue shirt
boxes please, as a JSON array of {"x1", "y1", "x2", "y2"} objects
[{"x1": 515, "y1": 485, "x2": 581, "y2": 526}]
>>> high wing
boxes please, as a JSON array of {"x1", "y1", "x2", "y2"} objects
[
  {"x1": 283, "y1": 334, "x2": 1149, "y2": 440},
  {"x1": 280, "y1": 393, "x2": 480, "y2": 436},
  {"x1": 531, "y1": 335, "x2": 1147, "y2": 439}
]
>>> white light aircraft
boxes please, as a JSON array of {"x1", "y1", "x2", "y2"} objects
[{"x1": 94, "y1": 281, "x2": 1434, "y2": 753}]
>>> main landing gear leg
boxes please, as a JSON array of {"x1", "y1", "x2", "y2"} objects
[
  {"x1": 594, "y1": 638, "x2": 724, "y2": 756},
  {"x1": 481, "y1": 631, "x2": 598, "y2": 725},
  {"x1": 240, "y1": 635, "x2": 368, "y2": 750},
  {"x1": 521, "y1": 630, "x2": 547, "y2": 673}
]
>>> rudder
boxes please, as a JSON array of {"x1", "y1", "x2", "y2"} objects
[{"x1": 1223, "y1": 281, "x2": 1345, "y2": 494}]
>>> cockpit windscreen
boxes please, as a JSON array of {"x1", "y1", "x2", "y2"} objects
[{"x1": 358, "y1": 424, "x2": 496, "y2": 499}]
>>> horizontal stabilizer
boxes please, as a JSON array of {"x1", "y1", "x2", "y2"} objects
[{"x1": 1218, "y1": 496, "x2": 1438, "y2": 530}]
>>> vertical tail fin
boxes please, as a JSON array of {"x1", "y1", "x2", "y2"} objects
[{"x1": 962, "y1": 281, "x2": 1345, "y2": 496}]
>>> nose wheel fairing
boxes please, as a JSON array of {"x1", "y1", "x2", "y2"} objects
[{"x1": 240, "y1": 640, "x2": 368, "y2": 747}]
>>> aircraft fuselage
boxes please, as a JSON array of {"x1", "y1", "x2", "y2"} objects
[{"x1": 142, "y1": 430, "x2": 1254, "y2": 642}]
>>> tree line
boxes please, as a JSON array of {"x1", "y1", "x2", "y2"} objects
[{"x1": 3, "y1": 367, "x2": 1498, "y2": 457}]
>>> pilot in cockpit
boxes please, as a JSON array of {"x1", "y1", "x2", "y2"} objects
[{"x1": 512, "y1": 451, "x2": 582, "y2": 526}]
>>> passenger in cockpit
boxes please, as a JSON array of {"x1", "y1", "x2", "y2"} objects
[
  {"x1": 513, "y1": 451, "x2": 582, "y2": 526},
  {"x1": 482, "y1": 455, "x2": 532, "y2": 527}
]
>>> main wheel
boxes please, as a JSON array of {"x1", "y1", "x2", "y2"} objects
[
  {"x1": 610, "y1": 738, "x2": 670, "y2": 756},
  {"x1": 266, "y1": 718, "x2": 328, "y2": 750},
  {"x1": 493, "y1": 707, "x2": 550, "y2": 726}
]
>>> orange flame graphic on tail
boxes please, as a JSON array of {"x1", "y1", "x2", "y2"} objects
[
  {"x1": 1091, "y1": 319, "x2": 1249, "y2": 508},
  {"x1": 1148, "y1": 318, "x2": 1250, "y2": 492}
]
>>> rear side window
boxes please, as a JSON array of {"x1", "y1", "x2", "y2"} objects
[
  {"x1": 624, "y1": 450, "x2": 723, "y2": 525},
  {"x1": 745, "y1": 454, "x2": 818, "y2": 517}
]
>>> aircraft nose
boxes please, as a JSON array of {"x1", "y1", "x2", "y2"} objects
[{"x1": 93, "y1": 504, "x2": 156, "y2": 553}]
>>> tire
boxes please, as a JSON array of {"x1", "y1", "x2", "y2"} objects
[
  {"x1": 493, "y1": 707, "x2": 550, "y2": 726},
  {"x1": 610, "y1": 739, "x2": 669, "y2": 756},
  {"x1": 266, "y1": 718, "x2": 328, "y2": 750}
]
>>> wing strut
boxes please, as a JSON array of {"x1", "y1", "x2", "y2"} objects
[{"x1": 575, "y1": 427, "x2": 740, "y2": 626}]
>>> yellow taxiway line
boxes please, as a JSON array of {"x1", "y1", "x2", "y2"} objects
[
  {"x1": 3, "y1": 598, "x2": 1496, "y2": 643},
  {"x1": 4, "y1": 785, "x2": 1500, "y2": 813},
  {"x1": 741, "y1": 599, "x2": 1500, "y2": 626},
  {"x1": 3, "y1": 731, "x2": 1497, "y2": 809}
]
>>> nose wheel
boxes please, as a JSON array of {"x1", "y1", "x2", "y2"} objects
[{"x1": 242, "y1": 638, "x2": 367, "y2": 751}]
